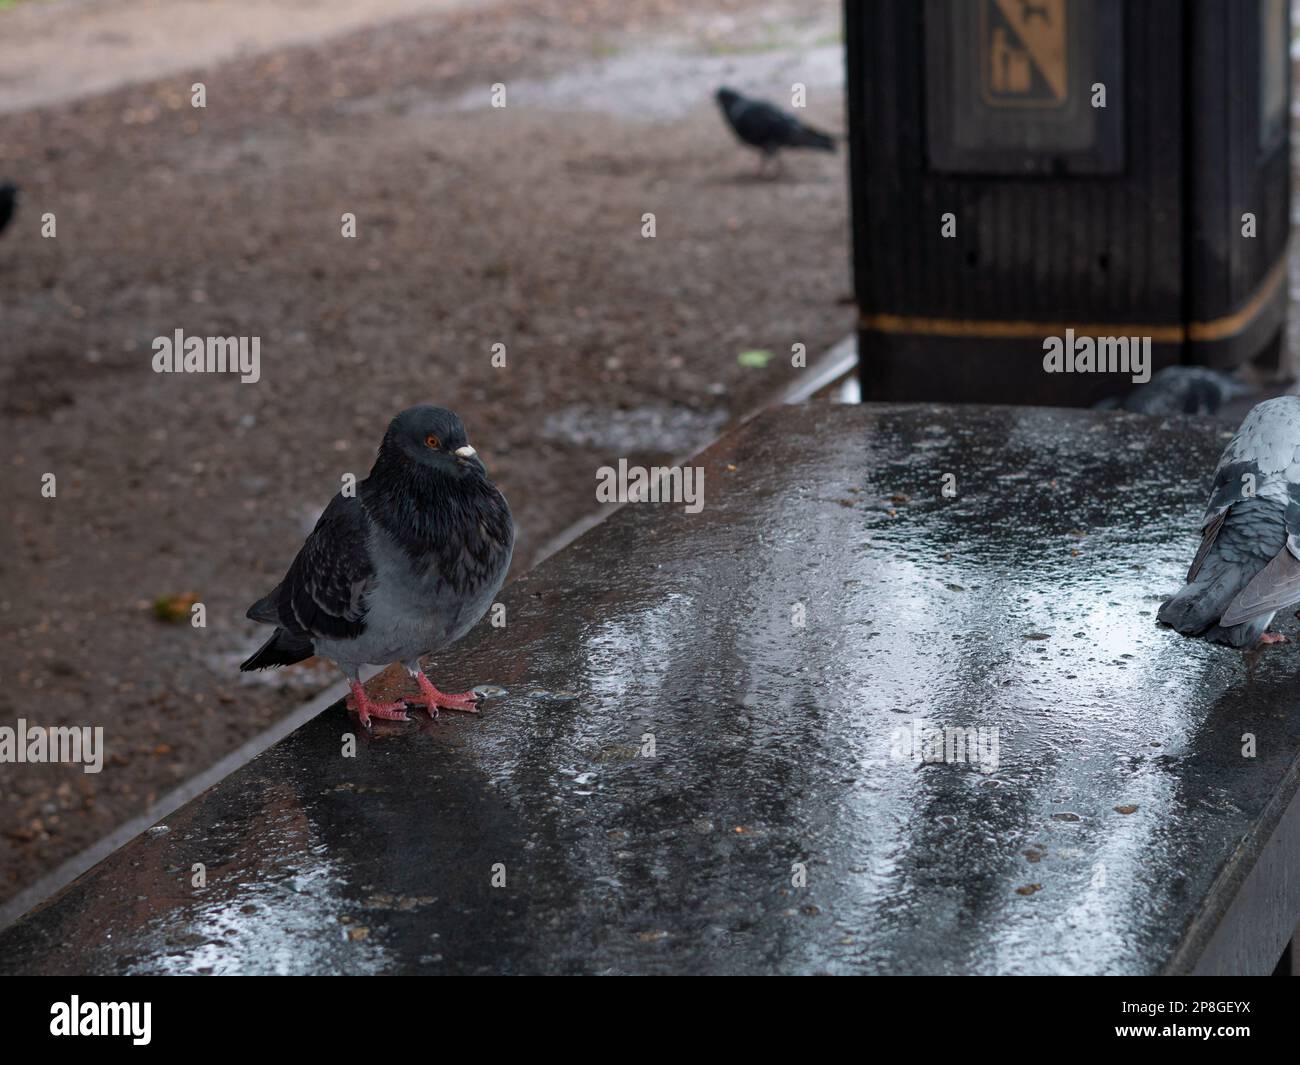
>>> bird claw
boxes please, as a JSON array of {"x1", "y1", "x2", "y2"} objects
[
  {"x1": 1258, "y1": 632, "x2": 1288, "y2": 645},
  {"x1": 346, "y1": 682, "x2": 411, "y2": 727},
  {"x1": 410, "y1": 673, "x2": 481, "y2": 715}
]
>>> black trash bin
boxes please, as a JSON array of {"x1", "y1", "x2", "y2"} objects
[{"x1": 846, "y1": 0, "x2": 1291, "y2": 405}]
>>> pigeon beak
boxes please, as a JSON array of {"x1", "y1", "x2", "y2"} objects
[{"x1": 454, "y1": 445, "x2": 477, "y2": 459}]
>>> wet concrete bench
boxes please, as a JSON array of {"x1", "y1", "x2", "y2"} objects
[{"x1": 3, "y1": 403, "x2": 1299, "y2": 975}]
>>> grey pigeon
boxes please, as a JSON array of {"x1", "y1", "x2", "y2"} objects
[
  {"x1": 715, "y1": 87, "x2": 835, "y2": 173},
  {"x1": 0, "y1": 183, "x2": 16, "y2": 236},
  {"x1": 1158, "y1": 395, "x2": 1300, "y2": 648},
  {"x1": 1095, "y1": 365, "x2": 1254, "y2": 416},
  {"x1": 241, "y1": 406, "x2": 514, "y2": 725}
]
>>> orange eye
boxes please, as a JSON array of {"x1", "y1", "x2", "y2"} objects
[{"x1": 424, "y1": 434, "x2": 440, "y2": 449}]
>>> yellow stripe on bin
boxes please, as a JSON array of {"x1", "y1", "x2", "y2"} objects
[
  {"x1": 859, "y1": 253, "x2": 1288, "y2": 345},
  {"x1": 1185, "y1": 255, "x2": 1287, "y2": 342}
]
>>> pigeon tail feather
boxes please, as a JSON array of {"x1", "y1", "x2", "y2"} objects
[
  {"x1": 240, "y1": 627, "x2": 314, "y2": 671},
  {"x1": 794, "y1": 125, "x2": 835, "y2": 151},
  {"x1": 1158, "y1": 564, "x2": 1239, "y2": 637},
  {"x1": 1158, "y1": 572, "x2": 1271, "y2": 647}
]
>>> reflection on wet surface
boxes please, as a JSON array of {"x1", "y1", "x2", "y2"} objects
[{"x1": 3, "y1": 404, "x2": 1298, "y2": 974}]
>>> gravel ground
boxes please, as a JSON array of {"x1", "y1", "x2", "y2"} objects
[{"x1": 0, "y1": 0, "x2": 850, "y2": 908}]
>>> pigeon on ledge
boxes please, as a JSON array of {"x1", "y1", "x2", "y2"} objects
[
  {"x1": 1158, "y1": 395, "x2": 1300, "y2": 648},
  {"x1": 1095, "y1": 365, "x2": 1254, "y2": 417},
  {"x1": 241, "y1": 406, "x2": 514, "y2": 726},
  {"x1": 715, "y1": 87, "x2": 835, "y2": 173}
]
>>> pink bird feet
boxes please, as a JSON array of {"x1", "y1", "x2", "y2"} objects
[
  {"x1": 1258, "y1": 632, "x2": 1288, "y2": 645},
  {"x1": 407, "y1": 672, "x2": 481, "y2": 718},
  {"x1": 346, "y1": 675, "x2": 481, "y2": 728},
  {"x1": 347, "y1": 680, "x2": 411, "y2": 727}
]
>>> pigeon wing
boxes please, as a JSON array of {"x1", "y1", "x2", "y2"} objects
[
  {"x1": 246, "y1": 591, "x2": 281, "y2": 624},
  {"x1": 1190, "y1": 397, "x2": 1300, "y2": 561},
  {"x1": 1200, "y1": 458, "x2": 1261, "y2": 527},
  {"x1": 256, "y1": 493, "x2": 376, "y2": 641},
  {"x1": 1220, "y1": 545, "x2": 1300, "y2": 627},
  {"x1": 1182, "y1": 456, "x2": 1259, "y2": 584},
  {"x1": 1185, "y1": 511, "x2": 1226, "y2": 582},
  {"x1": 1215, "y1": 403, "x2": 1300, "y2": 626},
  {"x1": 1218, "y1": 476, "x2": 1300, "y2": 627},
  {"x1": 731, "y1": 99, "x2": 800, "y2": 147}
]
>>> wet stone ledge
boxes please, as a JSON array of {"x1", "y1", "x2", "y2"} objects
[{"x1": 2, "y1": 403, "x2": 1299, "y2": 975}]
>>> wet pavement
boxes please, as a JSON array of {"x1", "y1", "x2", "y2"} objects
[
  {"x1": 0, "y1": 0, "x2": 850, "y2": 907},
  {"x1": 3, "y1": 403, "x2": 1299, "y2": 975}
]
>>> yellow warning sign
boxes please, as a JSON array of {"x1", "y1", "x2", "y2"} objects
[{"x1": 981, "y1": 0, "x2": 1068, "y2": 108}]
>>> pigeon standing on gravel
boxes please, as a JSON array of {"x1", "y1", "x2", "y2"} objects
[
  {"x1": 241, "y1": 406, "x2": 514, "y2": 726},
  {"x1": 714, "y1": 87, "x2": 835, "y2": 173},
  {"x1": 0, "y1": 183, "x2": 17, "y2": 236},
  {"x1": 1159, "y1": 395, "x2": 1300, "y2": 648}
]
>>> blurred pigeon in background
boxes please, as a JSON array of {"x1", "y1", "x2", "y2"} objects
[
  {"x1": 715, "y1": 87, "x2": 835, "y2": 173},
  {"x1": 241, "y1": 406, "x2": 514, "y2": 726},
  {"x1": 1158, "y1": 395, "x2": 1300, "y2": 648},
  {"x1": 1095, "y1": 365, "x2": 1254, "y2": 416},
  {"x1": 0, "y1": 183, "x2": 17, "y2": 236}
]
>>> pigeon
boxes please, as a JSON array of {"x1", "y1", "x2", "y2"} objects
[
  {"x1": 241, "y1": 406, "x2": 514, "y2": 726},
  {"x1": 1095, "y1": 366, "x2": 1254, "y2": 416},
  {"x1": 1158, "y1": 395, "x2": 1300, "y2": 648},
  {"x1": 714, "y1": 87, "x2": 835, "y2": 173},
  {"x1": 0, "y1": 183, "x2": 17, "y2": 236}
]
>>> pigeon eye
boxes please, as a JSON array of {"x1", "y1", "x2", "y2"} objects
[{"x1": 424, "y1": 434, "x2": 440, "y2": 449}]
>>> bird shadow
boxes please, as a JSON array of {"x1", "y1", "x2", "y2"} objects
[
  {"x1": 704, "y1": 170, "x2": 793, "y2": 187},
  {"x1": 702, "y1": 167, "x2": 838, "y2": 187}
]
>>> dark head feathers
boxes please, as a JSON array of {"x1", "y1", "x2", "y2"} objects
[
  {"x1": 362, "y1": 406, "x2": 513, "y2": 592},
  {"x1": 379, "y1": 406, "x2": 470, "y2": 463}
]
